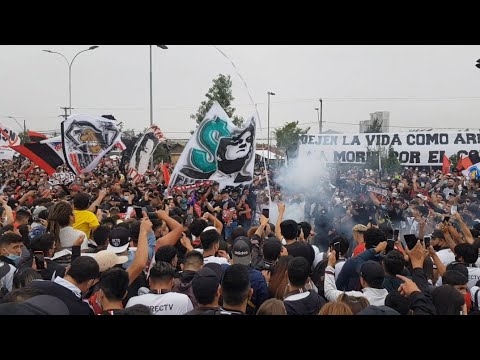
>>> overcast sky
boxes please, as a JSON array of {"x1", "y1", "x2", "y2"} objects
[{"x1": 1, "y1": 45, "x2": 480, "y2": 142}]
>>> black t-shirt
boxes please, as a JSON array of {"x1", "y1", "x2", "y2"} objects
[{"x1": 284, "y1": 290, "x2": 326, "y2": 315}]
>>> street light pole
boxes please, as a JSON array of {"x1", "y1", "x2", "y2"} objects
[
  {"x1": 6, "y1": 116, "x2": 26, "y2": 142},
  {"x1": 267, "y1": 91, "x2": 275, "y2": 167},
  {"x1": 149, "y1": 45, "x2": 168, "y2": 169},
  {"x1": 42, "y1": 46, "x2": 99, "y2": 115},
  {"x1": 315, "y1": 107, "x2": 320, "y2": 133},
  {"x1": 319, "y1": 98, "x2": 323, "y2": 133},
  {"x1": 149, "y1": 45, "x2": 169, "y2": 128}
]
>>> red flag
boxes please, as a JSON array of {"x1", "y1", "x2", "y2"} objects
[
  {"x1": 162, "y1": 164, "x2": 170, "y2": 186},
  {"x1": 27, "y1": 131, "x2": 48, "y2": 142},
  {"x1": 457, "y1": 155, "x2": 473, "y2": 171},
  {"x1": 442, "y1": 155, "x2": 451, "y2": 175}
]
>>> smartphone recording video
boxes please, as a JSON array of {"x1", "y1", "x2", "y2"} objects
[
  {"x1": 34, "y1": 251, "x2": 45, "y2": 270},
  {"x1": 404, "y1": 234, "x2": 418, "y2": 250},
  {"x1": 424, "y1": 236, "x2": 431, "y2": 248},
  {"x1": 262, "y1": 208, "x2": 270, "y2": 218},
  {"x1": 385, "y1": 238, "x2": 395, "y2": 254},
  {"x1": 134, "y1": 206, "x2": 143, "y2": 219}
]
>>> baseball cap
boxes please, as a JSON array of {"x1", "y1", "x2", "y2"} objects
[
  {"x1": 360, "y1": 261, "x2": 385, "y2": 289},
  {"x1": 32, "y1": 206, "x2": 47, "y2": 218},
  {"x1": 231, "y1": 238, "x2": 251, "y2": 266},
  {"x1": 431, "y1": 229, "x2": 445, "y2": 240},
  {"x1": 107, "y1": 227, "x2": 131, "y2": 254},
  {"x1": 202, "y1": 226, "x2": 217, "y2": 233},
  {"x1": 93, "y1": 250, "x2": 129, "y2": 272},
  {"x1": 192, "y1": 267, "x2": 220, "y2": 305}
]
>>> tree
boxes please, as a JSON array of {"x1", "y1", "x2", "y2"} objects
[
  {"x1": 191, "y1": 74, "x2": 244, "y2": 128},
  {"x1": 274, "y1": 121, "x2": 310, "y2": 153},
  {"x1": 18, "y1": 130, "x2": 29, "y2": 145},
  {"x1": 384, "y1": 146, "x2": 402, "y2": 175},
  {"x1": 364, "y1": 118, "x2": 384, "y2": 170},
  {"x1": 365, "y1": 118, "x2": 383, "y2": 133},
  {"x1": 153, "y1": 142, "x2": 171, "y2": 163},
  {"x1": 449, "y1": 154, "x2": 458, "y2": 170}
]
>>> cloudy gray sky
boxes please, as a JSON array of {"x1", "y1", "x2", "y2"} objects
[{"x1": 1, "y1": 45, "x2": 480, "y2": 142}]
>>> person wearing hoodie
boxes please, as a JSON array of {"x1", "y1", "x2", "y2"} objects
[{"x1": 172, "y1": 250, "x2": 203, "y2": 308}]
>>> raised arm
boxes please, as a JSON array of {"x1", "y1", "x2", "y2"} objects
[
  {"x1": 0, "y1": 197, "x2": 14, "y2": 226},
  {"x1": 202, "y1": 212, "x2": 223, "y2": 235},
  {"x1": 154, "y1": 210, "x2": 183, "y2": 251},
  {"x1": 453, "y1": 212, "x2": 474, "y2": 244},
  {"x1": 275, "y1": 202, "x2": 285, "y2": 241},
  {"x1": 88, "y1": 188, "x2": 107, "y2": 213},
  {"x1": 368, "y1": 191, "x2": 380, "y2": 207},
  {"x1": 127, "y1": 217, "x2": 151, "y2": 285}
]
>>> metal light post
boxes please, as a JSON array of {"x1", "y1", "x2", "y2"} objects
[
  {"x1": 149, "y1": 45, "x2": 168, "y2": 170},
  {"x1": 42, "y1": 46, "x2": 99, "y2": 115},
  {"x1": 6, "y1": 116, "x2": 26, "y2": 142},
  {"x1": 267, "y1": 91, "x2": 275, "y2": 166},
  {"x1": 319, "y1": 98, "x2": 323, "y2": 133},
  {"x1": 315, "y1": 107, "x2": 320, "y2": 133},
  {"x1": 149, "y1": 45, "x2": 168, "y2": 127}
]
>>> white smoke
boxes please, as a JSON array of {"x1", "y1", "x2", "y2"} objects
[
  {"x1": 269, "y1": 201, "x2": 305, "y2": 225},
  {"x1": 268, "y1": 153, "x2": 333, "y2": 224}
]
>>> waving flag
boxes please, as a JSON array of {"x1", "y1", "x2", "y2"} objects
[
  {"x1": 61, "y1": 115, "x2": 122, "y2": 175},
  {"x1": 0, "y1": 123, "x2": 20, "y2": 147},
  {"x1": 169, "y1": 102, "x2": 256, "y2": 190},
  {"x1": 28, "y1": 131, "x2": 48, "y2": 142},
  {"x1": 442, "y1": 154, "x2": 451, "y2": 175},
  {"x1": 11, "y1": 136, "x2": 64, "y2": 175},
  {"x1": 127, "y1": 125, "x2": 166, "y2": 182}
]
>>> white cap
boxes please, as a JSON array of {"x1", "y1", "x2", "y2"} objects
[{"x1": 202, "y1": 226, "x2": 217, "y2": 233}]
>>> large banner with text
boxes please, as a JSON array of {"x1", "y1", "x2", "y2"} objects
[{"x1": 298, "y1": 132, "x2": 480, "y2": 166}]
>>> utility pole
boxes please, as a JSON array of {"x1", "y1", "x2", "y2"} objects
[
  {"x1": 319, "y1": 98, "x2": 323, "y2": 133},
  {"x1": 60, "y1": 107, "x2": 70, "y2": 121}
]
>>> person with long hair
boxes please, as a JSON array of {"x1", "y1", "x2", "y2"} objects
[
  {"x1": 47, "y1": 201, "x2": 87, "y2": 252},
  {"x1": 268, "y1": 255, "x2": 293, "y2": 300}
]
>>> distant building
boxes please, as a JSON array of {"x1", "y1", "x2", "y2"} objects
[
  {"x1": 169, "y1": 142, "x2": 187, "y2": 165},
  {"x1": 359, "y1": 111, "x2": 390, "y2": 133}
]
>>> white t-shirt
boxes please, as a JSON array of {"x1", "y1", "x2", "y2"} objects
[
  {"x1": 467, "y1": 267, "x2": 480, "y2": 289},
  {"x1": 435, "y1": 248, "x2": 456, "y2": 267},
  {"x1": 436, "y1": 266, "x2": 480, "y2": 290},
  {"x1": 60, "y1": 226, "x2": 88, "y2": 250},
  {"x1": 203, "y1": 256, "x2": 229, "y2": 266},
  {"x1": 126, "y1": 292, "x2": 193, "y2": 315}
]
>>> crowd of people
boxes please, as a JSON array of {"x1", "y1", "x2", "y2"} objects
[{"x1": 0, "y1": 156, "x2": 479, "y2": 315}]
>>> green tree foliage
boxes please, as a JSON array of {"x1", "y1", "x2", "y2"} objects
[
  {"x1": 274, "y1": 121, "x2": 310, "y2": 152},
  {"x1": 449, "y1": 154, "x2": 458, "y2": 170},
  {"x1": 365, "y1": 119, "x2": 383, "y2": 133},
  {"x1": 384, "y1": 146, "x2": 402, "y2": 175},
  {"x1": 191, "y1": 74, "x2": 244, "y2": 128}
]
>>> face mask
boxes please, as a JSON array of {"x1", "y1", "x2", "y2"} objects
[
  {"x1": 4, "y1": 249, "x2": 21, "y2": 262},
  {"x1": 380, "y1": 204, "x2": 387, "y2": 210}
]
